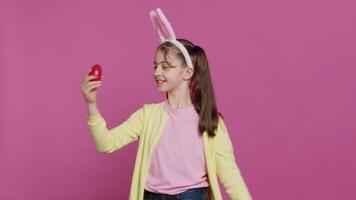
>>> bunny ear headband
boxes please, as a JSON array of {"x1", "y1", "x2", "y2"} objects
[{"x1": 149, "y1": 8, "x2": 194, "y2": 69}]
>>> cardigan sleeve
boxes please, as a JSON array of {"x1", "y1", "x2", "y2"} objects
[
  {"x1": 214, "y1": 117, "x2": 253, "y2": 200},
  {"x1": 86, "y1": 105, "x2": 145, "y2": 153}
]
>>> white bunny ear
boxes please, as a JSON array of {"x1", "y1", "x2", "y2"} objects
[
  {"x1": 149, "y1": 8, "x2": 176, "y2": 43},
  {"x1": 149, "y1": 8, "x2": 194, "y2": 69}
]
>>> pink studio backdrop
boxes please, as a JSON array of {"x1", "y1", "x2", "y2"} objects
[{"x1": 1, "y1": 0, "x2": 355, "y2": 199}]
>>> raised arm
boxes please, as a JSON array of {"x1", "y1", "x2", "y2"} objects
[{"x1": 87, "y1": 105, "x2": 145, "y2": 153}]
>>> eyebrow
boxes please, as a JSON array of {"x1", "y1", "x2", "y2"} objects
[
  {"x1": 153, "y1": 60, "x2": 169, "y2": 65},
  {"x1": 153, "y1": 60, "x2": 178, "y2": 68}
]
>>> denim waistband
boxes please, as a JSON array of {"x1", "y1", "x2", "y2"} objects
[{"x1": 144, "y1": 187, "x2": 208, "y2": 200}]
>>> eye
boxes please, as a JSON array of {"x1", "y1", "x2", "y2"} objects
[
  {"x1": 166, "y1": 62, "x2": 177, "y2": 68},
  {"x1": 153, "y1": 64, "x2": 173, "y2": 71}
]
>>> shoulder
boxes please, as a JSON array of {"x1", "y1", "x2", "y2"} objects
[
  {"x1": 142, "y1": 101, "x2": 163, "y2": 108},
  {"x1": 214, "y1": 115, "x2": 229, "y2": 140},
  {"x1": 217, "y1": 114, "x2": 227, "y2": 130},
  {"x1": 139, "y1": 101, "x2": 165, "y2": 112},
  {"x1": 213, "y1": 116, "x2": 235, "y2": 149}
]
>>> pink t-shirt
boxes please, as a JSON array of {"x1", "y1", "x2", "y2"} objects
[{"x1": 145, "y1": 100, "x2": 209, "y2": 195}]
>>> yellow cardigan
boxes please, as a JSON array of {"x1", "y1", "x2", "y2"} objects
[{"x1": 87, "y1": 101, "x2": 253, "y2": 200}]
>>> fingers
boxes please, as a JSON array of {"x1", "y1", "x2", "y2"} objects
[
  {"x1": 84, "y1": 75, "x2": 98, "y2": 82},
  {"x1": 81, "y1": 69, "x2": 104, "y2": 90},
  {"x1": 84, "y1": 73, "x2": 104, "y2": 82},
  {"x1": 81, "y1": 81, "x2": 101, "y2": 90},
  {"x1": 87, "y1": 82, "x2": 102, "y2": 91}
]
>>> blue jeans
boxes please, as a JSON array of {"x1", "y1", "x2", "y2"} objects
[{"x1": 143, "y1": 187, "x2": 209, "y2": 200}]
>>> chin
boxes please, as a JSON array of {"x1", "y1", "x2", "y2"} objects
[
  {"x1": 158, "y1": 88, "x2": 168, "y2": 92},
  {"x1": 157, "y1": 85, "x2": 172, "y2": 93},
  {"x1": 157, "y1": 85, "x2": 166, "y2": 92}
]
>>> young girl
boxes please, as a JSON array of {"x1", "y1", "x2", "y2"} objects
[{"x1": 80, "y1": 9, "x2": 253, "y2": 200}]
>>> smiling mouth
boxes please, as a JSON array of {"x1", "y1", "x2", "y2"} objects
[{"x1": 156, "y1": 80, "x2": 166, "y2": 84}]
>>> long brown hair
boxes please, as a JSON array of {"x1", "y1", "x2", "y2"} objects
[{"x1": 156, "y1": 38, "x2": 223, "y2": 137}]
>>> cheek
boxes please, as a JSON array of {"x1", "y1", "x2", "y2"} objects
[
  {"x1": 165, "y1": 76, "x2": 180, "y2": 85},
  {"x1": 166, "y1": 71, "x2": 182, "y2": 81}
]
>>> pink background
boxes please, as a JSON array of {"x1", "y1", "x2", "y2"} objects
[{"x1": 1, "y1": 0, "x2": 355, "y2": 199}]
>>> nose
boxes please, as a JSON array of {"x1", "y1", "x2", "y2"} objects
[{"x1": 153, "y1": 66, "x2": 161, "y2": 77}]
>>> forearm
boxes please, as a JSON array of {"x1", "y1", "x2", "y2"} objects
[
  {"x1": 217, "y1": 160, "x2": 253, "y2": 200},
  {"x1": 87, "y1": 113, "x2": 114, "y2": 153},
  {"x1": 86, "y1": 102, "x2": 113, "y2": 153},
  {"x1": 86, "y1": 104, "x2": 143, "y2": 153}
]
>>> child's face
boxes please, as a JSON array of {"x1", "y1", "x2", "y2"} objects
[{"x1": 153, "y1": 49, "x2": 189, "y2": 93}]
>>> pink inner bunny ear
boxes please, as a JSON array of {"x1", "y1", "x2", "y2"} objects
[
  {"x1": 149, "y1": 8, "x2": 176, "y2": 43},
  {"x1": 155, "y1": 8, "x2": 176, "y2": 39},
  {"x1": 150, "y1": 11, "x2": 164, "y2": 42}
]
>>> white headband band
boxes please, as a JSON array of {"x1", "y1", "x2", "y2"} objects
[{"x1": 149, "y1": 8, "x2": 194, "y2": 69}]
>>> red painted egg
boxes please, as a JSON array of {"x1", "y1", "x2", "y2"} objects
[{"x1": 89, "y1": 64, "x2": 102, "y2": 81}]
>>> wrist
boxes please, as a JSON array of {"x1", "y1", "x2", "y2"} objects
[{"x1": 87, "y1": 101, "x2": 97, "y2": 106}]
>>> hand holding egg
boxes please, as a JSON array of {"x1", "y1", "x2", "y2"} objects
[{"x1": 80, "y1": 64, "x2": 104, "y2": 104}]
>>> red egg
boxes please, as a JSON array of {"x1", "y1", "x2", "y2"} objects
[{"x1": 89, "y1": 64, "x2": 102, "y2": 81}]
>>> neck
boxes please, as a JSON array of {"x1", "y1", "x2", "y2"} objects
[{"x1": 166, "y1": 84, "x2": 192, "y2": 109}]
